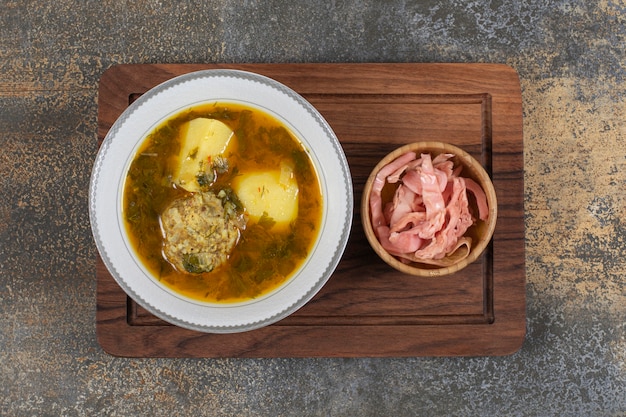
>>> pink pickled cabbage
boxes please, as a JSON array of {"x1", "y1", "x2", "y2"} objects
[{"x1": 369, "y1": 152, "x2": 490, "y2": 266}]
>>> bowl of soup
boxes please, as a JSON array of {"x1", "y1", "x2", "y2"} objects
[
  {"x1": 90, "y1": 69, "x2": 353, "y2": 333},
  {"x1": 361, "y1": 141, "x2": 497, "y2": 276}
]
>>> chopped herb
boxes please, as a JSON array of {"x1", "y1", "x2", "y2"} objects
[
  {"x1": 292, "y1": 149, "x2": 313, "y2": 180},
  {"x1": 196, "y1": 171, "x2": 215, "y2": 188},
  {"x1": 234, "y1": 110, "x2": 255, "y2": 153},
  {"x1": 252, "y1": 264, "x2": 275, "y2": 283},
  {"x1": 212, "y1": 156, "x2": 229, "y2": 173},
  {"x1": 182, "y1": 254, "x2": 207, "y2": 274},
  {"x1": 258, "y1": 212, "x2": 276, "y2": 230},
  {"x1": 217, "y1": 187, "x2": 244, "y2": 212}
]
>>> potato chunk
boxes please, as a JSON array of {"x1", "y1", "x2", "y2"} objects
[
  {"x1": 233, "y1": 161, "x2": 299, "y2": 229},
  {"x1": 174, "y1": 118, "x2": 235, "y2": 192}
]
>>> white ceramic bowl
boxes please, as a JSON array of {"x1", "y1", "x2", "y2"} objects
[{"x1": 89, "y1": 69, "x2": 353, "y2": 333}]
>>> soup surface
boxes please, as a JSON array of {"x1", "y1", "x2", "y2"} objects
[{"x1": 123, "y1": 102, "x2": 323, "y2": 303}]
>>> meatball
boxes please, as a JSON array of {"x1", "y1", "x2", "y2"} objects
[{"x1": 160, "y1": 192, "x2": 240, "y2": 273}]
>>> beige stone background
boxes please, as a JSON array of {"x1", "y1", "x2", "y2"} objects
[{"x1": 1, "y1": 0, "x2": 624, "y2": 415}]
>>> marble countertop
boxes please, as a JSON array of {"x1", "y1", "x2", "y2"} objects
[{"x1": 1, "y1": 1, "x2": 624, "y2": 416}]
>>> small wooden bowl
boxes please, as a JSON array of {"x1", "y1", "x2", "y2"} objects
[{"x1": 361, "y1": 141, "x2": 498, "y2": 277}]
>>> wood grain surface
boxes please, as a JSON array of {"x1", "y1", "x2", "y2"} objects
[{"x1": 96, "y1": 63, "x2": 525, "y2": 357}]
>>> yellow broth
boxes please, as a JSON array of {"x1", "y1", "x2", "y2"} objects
[{"x1": 123, "y1": 102, "x2": 323, "y2": 303}]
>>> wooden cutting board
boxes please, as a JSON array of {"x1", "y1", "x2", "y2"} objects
[{"x1": 96, "y1": 63, "x2": 525, "y2": 357}]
